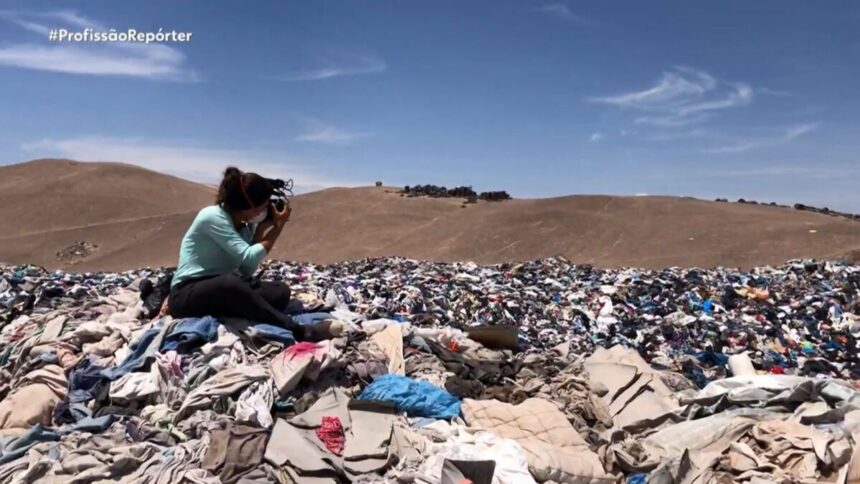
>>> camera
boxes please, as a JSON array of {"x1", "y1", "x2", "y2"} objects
[{"x1": 265, "y1": 178, "x2": 293, "y2": 220}]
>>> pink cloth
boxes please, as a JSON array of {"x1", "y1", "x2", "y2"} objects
[
  {"x1": 286, "y1": 342, "x2": 321, "y2": 357},
  {"x1": 315, "y1": 416, "x2": 345, "y2": 455}
]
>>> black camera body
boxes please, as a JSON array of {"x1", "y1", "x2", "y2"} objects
[{"x1": 266, "y1": 178, "x2": 293, "y2": 220}]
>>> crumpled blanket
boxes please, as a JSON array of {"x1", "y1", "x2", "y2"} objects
[{"x1": 461, "y1": 397, "x2": 614, "y2": 483}]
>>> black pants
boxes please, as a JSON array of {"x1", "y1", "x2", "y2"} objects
[{"x1": 168, "y1": 273, "x2": 304, "y2": 338}]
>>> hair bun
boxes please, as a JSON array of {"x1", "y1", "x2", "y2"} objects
[{"x1": 224, "y1": 166, "x2": 242, "y2": 180}]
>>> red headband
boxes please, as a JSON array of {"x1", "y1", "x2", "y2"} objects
[{"x1": 239, "y1": 174, "x2": 255, "y2": 209}]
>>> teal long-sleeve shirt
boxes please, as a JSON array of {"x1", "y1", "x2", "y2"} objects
[{"x1": 171, "y1": 205, "x2": 267, "y2": 288}]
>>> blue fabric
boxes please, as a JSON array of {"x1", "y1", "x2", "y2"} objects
[
  {"x1": 689, "y1": 367, "x2": 709, "y2": 389},
  {"x1": 0, "y1": 424, "x2": 60, "y2": 464},
  {"x1": 291, "y1": 312, "x2": 333, "y2": 326},
  {"x1": 69, "y1": 357, "x2": 107, "y2": 401},
  {"x1": 53, "y1": 401, "x2": 91, "y2": 425},
  {"x1": 359, "y1": 375, "x2": 461, "y2": 419},
  {"x1": 686, "y1": 291, "x2": 703, "y2": 309},
  {"x1": 246, "y1": 323, "x2": 296, "y2": 345},
  {"x1": 627, "y1": 474, "x2": 647, "y2": 484},
  {"x1": 161, "y1": 316, "x2": 219, "y2": 352},
  {"x1": 694, "y1": 350, "x2": 729, "y2": 367},
  {"x1": 824, "y1": 340, "x2": 844, "y2": 352},
  {"x1": 54, "y1": 356, "x2": 109, "y2": 424},
  {"x1": 766, "y1": 350, "x2": 788, "y2": 366},
  {"x1": 39, "y1": 352, "x2": 58, "y2": 364},
  {"x1": 101, "y1": 323, "x2": 162, "y2": 381},
  {"x1": 172, "y1": 205, "x2": 266, "y2": 288},
  {"x1": 62, "y1": 415, "x2": 117, "y2": 434}
]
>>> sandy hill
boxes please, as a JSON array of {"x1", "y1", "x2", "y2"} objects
[
  {"x1": 1, "y1": 159, "x2": 859, "y2": 271},
  {"x1": 0, "y1": 159, "x2": 215, "y2": 236}
]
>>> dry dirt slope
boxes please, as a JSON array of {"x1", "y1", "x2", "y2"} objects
[{"x1": 1, "y1": 159, "x2": 859, "y2": 271}]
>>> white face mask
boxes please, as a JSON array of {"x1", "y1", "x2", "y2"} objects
[{"x1": 248, "y1": 209, "x2": 267, "y2": 225}]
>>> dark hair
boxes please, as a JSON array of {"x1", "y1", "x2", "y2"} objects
[{"x1": 216, "y1": 167, "x2": 273, "y2": 211}]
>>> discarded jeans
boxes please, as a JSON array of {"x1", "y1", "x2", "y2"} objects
[
  {"x1": 161, "y1": 316, "x2": 218, "y2": 352},
  {"x1": 245, "y1": 323, "x2": 296, "y2": 345},
  {"x1": 0, "y1": 424, "x2": 60, "y2": 465},
  {"x1": 101, "y1": 322, "x2": 163, "y2": 381},
  {"x1": 292, "y1": 312, "x2": 333, "y2": 326}
]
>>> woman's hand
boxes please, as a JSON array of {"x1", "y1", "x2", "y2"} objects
[
  {"x1": 272, "y1": 201, "x2": 292, "y2": 227},
  {"x1": 258, "y1": 203, "x2": 290, "y2": 253}
]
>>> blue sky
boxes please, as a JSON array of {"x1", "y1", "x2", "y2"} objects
[{"x1": 1, "y1": 1, "x2": 859, "y2": 209}]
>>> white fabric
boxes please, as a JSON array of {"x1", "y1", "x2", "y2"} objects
[
  {"x1": 235, "y1": 380, "x2": 275, "y2": 429},
  {"x1": 416, "y1": 425, "x2": 536, "y2": 484},
  {"x1": 109, "y1": 365, "x2": 160, "y2": 403},
  {"x1": 697, "y1": 375, "x2": 860, "y2": 403},
  {"x1": 728, "y1": 353, "x2": 756, "y2": 377},
  {"x1": 370, "y1": 324, "x2": 405, "y2": 375}
]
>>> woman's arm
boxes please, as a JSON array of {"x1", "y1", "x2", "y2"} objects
[
  {"x1": 254, "y1": 202, "x2": 292, "y2": 243},
  {"x1": 254, "y1": 221, "x2": 275, "y2": 243},
  {"x1": 257, "y1": 203, "x2": 292, "y2": 253},
  {"x1": 258, "y1": 221, "x2": 285, "y2": 254}
]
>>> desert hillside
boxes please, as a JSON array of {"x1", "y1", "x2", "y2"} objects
[{"x1": 1, "y1": 159, "x2": 859, "y2": 271}]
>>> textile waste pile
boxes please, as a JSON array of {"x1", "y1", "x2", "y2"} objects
[{"x1": 2, "y1": 256, "x2": 860, "y2": 483}]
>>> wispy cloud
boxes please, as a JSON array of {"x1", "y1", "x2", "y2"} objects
[
  {"x1": 0, "y1": 10, "x2": 50, "y2": 35},
  {"x1": 533, "y1": 4, "x2": 584, "y2": 23},
  {"x1": 701, "y1": 123, "x2": 819, "y2": 154},
  {"x1": 19, "y1": 136, "x2": 362, "y2": 192},
  {"x1": 707, "y1": 164, "x2": 859, "y2": 179},
  {"x1": 757, "y1": 87, "x2": 792, "y2": 97},
  {"x1": 635, "y1": 113, "x2": 713, "y2": 127},
  {"x1": 589, "y1": 66, "x2": 752, "y2": 127},
  {"x1": 0, "y1": 10, "x2": 198, "y2": 81},
  {"x1": 646, "y1": 128, "x2": 719, "y2": 141},
  {"x1": 275, "y1": 50, "x2": 386, "y2": 81},
  {"x1": 294, "y1": 119, "x2": 368, "y2": 145},
  {"x1": 589, "y1": 132, "x2": 604, "y2": 142}
]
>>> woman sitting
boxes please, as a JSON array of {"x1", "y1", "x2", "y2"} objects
[{"x1": 167, "y1": 166, "x2": 341, "y2": 341}]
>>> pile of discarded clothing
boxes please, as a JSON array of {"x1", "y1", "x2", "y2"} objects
[
  {"x1": 2, "y1": 256, "x2": 860, "y2": 483},
  {"x1": 400, "y1": 185, "x2": 512, "y2": 202},
  {"x1": 55, "y1": 241, "x2": 100, "y2": 264}
]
